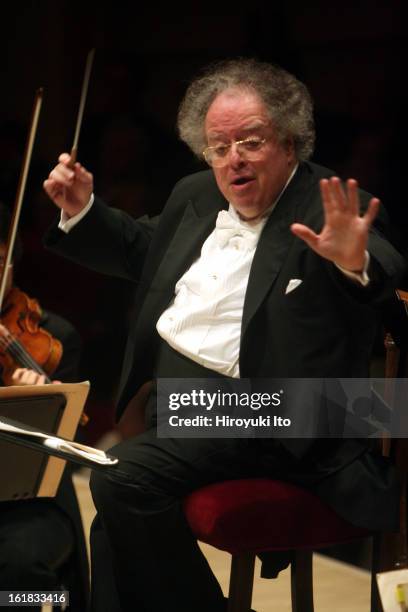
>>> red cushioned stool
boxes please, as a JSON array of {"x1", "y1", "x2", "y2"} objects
[{"x1": 184, "y1": 478, "x2": 372, "y2": 612}]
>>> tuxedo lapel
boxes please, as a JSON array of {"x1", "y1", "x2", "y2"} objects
[
  {"x1": 138, "y1": 180, "x2": 228, "y2": 327},
  {"x1": 241, "y1": 164, "x2": 315, "y2": 338},
  {"x1": 149, "y1": 203, "x2": 219, "y2": 295}
]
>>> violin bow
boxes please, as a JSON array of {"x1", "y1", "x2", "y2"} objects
[
  {"x1": 68, "y1": 48, "x2": 95, "y2": 168},
  {"x1": 0, "y1": 88, "x2": 43, "y2": 313}
]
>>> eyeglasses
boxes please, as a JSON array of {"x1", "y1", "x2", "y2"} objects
[{"x1": 202, "y1": 136, "x2": 267, "y2": 168}]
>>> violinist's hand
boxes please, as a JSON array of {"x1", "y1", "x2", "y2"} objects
[
  {"x1": 291, "y1": 177, "x2": 379, "y2": 272},
  {"x1": 11, "y1": 368, "x2": 61, "y2": 386},
  {"x1": 43, "y1": 153, "x2": 93, "y2": 218}
]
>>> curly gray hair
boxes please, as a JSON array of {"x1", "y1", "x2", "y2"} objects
[{"x1": 177, "y1": 58, "x2": 315, "y2": 161}]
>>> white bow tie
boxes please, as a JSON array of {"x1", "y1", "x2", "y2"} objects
[{"x1": 214, "y1": 210, "x2": 261, "y2": 249}]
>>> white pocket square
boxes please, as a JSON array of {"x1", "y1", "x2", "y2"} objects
[{"x1": 285, "y1": 279, "x2": 302, "y2": 294}]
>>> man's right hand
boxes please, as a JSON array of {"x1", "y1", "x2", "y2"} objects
[{"x1": 43, "y1": 153, "x2": 94, "y2": 218}]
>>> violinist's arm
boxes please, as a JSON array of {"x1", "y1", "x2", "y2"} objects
[
  {"x1": 43, "y1": 153, "x2": 93, "y2": 219},
  {"x1": 11, "y1": 368, "x2": 61, "y2": 386}
]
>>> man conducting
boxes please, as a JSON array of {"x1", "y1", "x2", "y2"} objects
[{"x1": 44, "y1": 59, "x2": 405, "y2": 612}]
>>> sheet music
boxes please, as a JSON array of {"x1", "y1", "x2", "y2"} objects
[{"x1": 0, "y1": 417, "x2": 118, "y2": 466}]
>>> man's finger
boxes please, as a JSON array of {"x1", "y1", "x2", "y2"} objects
[
  {"x1": 43, "y1": 180, "x2": 65, "y2": 207},
  {"x1": 329, "y1": 177, "x2": 347, "y2": 210},
  {"x1": 58, "y1": 153, "x2": 72, "y2": 164},
  {"x1": 320, "y1": 179, "x2": 336, "y2": 214},
  {"x1": 346, "y1": 179, "x2": 359, "y2": 215},
  {"x1": 364, "y1": 198, "x2": 380, "y2": 226},
  {"x1": 291, "y1": 223, "x2": 319, "y2": 248},
  {"x1": 75, "y1": 164, "x2": 93, "y2": 184},
  {"x1": 49, "y1": 165, "x2": 75, "y2": 185}
]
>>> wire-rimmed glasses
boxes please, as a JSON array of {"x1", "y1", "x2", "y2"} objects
[{"x1": 202, "y1": 136, "x2": 267, "y2": 167}]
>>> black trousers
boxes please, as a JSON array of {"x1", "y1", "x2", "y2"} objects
[
  {"x1": 89, "y1": 344, "x2": 307, "y2": 612},
  {"x1": 0, "y1": 499, "x2": 73, "y2": 612}
]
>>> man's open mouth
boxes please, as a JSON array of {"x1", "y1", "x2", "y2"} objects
[{"x1": 231, "y1": 177, "x2": 255, "y2": 186}]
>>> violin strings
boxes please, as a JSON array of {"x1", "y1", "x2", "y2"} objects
[
  {"x1": 8, "y1": 341, "x2": 44, "y2": 373},
  {"x1": 4, "y1": 339, "x2": 43, "y2": 372},
  {"x1": 9, "y1": 341, "x2": 49, "y2": 377},
  {"x1": 0, "y1": 331, "x2": 42, "y2": 370},
  {"x1": 0, "y1": 335, "x2": 51, "y2": 382},
  {"x1": 0, "y1": 333, "x2": 35, "y2": 369}
]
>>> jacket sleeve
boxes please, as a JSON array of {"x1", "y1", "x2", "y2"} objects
[{"x1": 44, "y1": 196, "x2": 160, "y2": 282}]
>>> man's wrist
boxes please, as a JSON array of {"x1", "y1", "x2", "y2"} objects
[
  {"x1": 58, "y1": 194, "x2": 94, "y2": 234},
  {"x1": 334, "y1": 251, "x2": 370, "y2": 286}
]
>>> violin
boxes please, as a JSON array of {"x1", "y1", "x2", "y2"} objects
[
  {"x1": 0, "y1": 287, "x2": 62, "y2": 386},
  {"x1": 0, "y1": 90, "x2": 50, "y2": 387}
]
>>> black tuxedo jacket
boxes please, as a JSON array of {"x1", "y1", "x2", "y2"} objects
[{"x1": 46, "y1": 161, "x2": 406, "y2": 530}]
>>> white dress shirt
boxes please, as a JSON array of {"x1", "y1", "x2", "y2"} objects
[{"x1": 156, "y1": 205, "x2": 269, "y2": 377}]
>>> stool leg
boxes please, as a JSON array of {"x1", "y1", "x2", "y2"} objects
[
  {"x1": 291, "y1": 550, "x2": 314, "y2": 612},
  {"x1": 228, "y1": 552, "x2": 256, "y2": 612}
]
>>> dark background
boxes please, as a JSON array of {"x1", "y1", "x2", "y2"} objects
[{"x1": 0, "y1": 1, "x2": 406, "y2": 442}]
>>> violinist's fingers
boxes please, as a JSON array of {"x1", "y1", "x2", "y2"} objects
[
  {"x1": 22, "y1": 370, "x2": 35, "y2": 385},
  {"x1": 52, "y1": 380, "x2": 62, "y2": 384},
  {"x1": 11, "y1": 368, "x2": 44, "y2": 386},
  {"x1": 11, "y1": 368, "x2": 25, "y2": 384},
  {"x1": 21, "y1": 369, "x2": 38, "y2": 385},
  {"x1": 24, "y1": 370, "x2": 46, "y2": 385}
]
